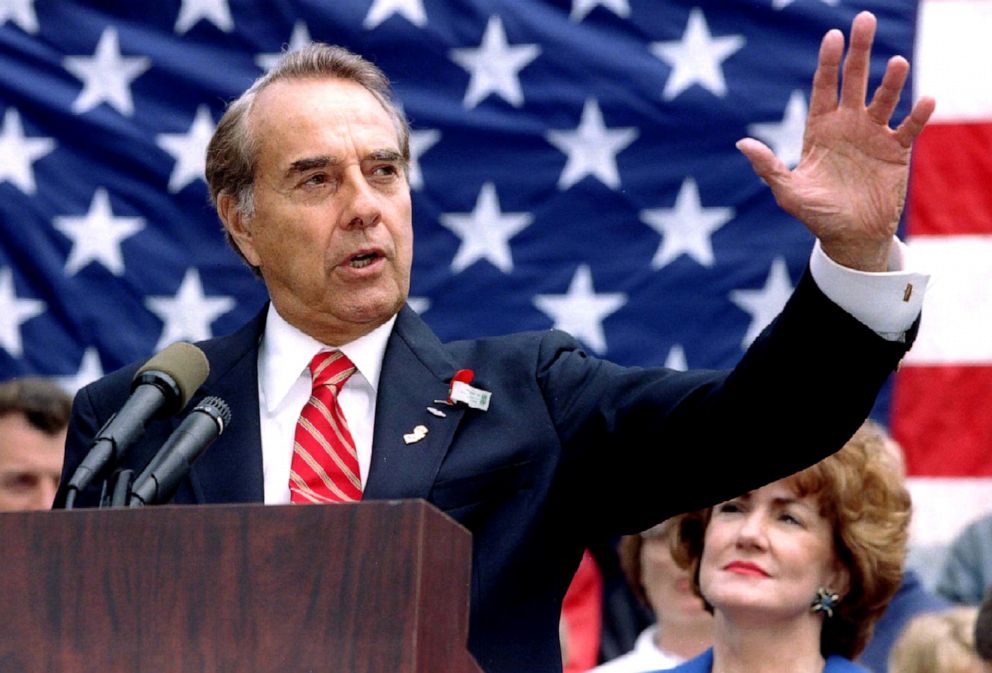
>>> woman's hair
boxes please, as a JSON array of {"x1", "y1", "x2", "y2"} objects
[
  {"x1": 619, "y1": 519, "x2": 677, "y2": 606},
  {"x1": 671, "y1": 420, "x2": 912, "y2": 659},
  {"x1": 888, "y1": 607, "x2": 981, "y2": 673}
]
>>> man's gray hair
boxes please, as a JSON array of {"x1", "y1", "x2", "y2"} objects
[{"x1": 205, "y1": 44, "x2": 410, "y2": 271}]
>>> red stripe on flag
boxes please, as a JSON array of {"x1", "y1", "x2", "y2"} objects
[
  {"x1": 892, "y1": 364, "x2": 992, "y2": 476},
  {"x1": 908, "y1": 122, "x2": 992, "y2": 236}
]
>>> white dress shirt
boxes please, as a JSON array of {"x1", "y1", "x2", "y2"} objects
[
  {"x1": 586, "y1": 626, "x2": 684, "y2": 673},
  {"x1": 257, "y1": 306, "x2": 395, "y2": 504},
  {"x1": 255, "y1": 239, "x2": 929, "y2": 504}
]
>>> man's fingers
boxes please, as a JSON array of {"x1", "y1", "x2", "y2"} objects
[
  {"x1": 894, "y1": 96, "x2": 937, "y2": 148},
  {"x1": 866, "y1": 56, "x2": 908, "y2": 125},
  {"x1": 839, "y1": 11, "x2": 876, "y2": 110},
  {"x1": 736, "y1": 137, "x2": 789, "y2": 187},
  {"x1": 809, "y1": 29, "x2": 843, "y2": 117}
]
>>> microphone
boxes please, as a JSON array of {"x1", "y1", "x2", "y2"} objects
[
  {"x1": 65, "y1": 342, "x2": 210, "y2": 503},
  {"x1": 129, "y1": 396, "x2": 231, "y2": 506}
]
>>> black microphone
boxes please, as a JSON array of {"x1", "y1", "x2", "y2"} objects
[
  {"x1": 129, "y1": 396, "x2": 231, "y2": 506},
  {"x1": 65, "y1": 342, "x2": 210, "y2": 504}
]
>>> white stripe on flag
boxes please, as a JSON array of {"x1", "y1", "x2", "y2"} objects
[
  {"x1": 915, "y1": 0, "x2": 992, "y2": 121},
  {"x1": 904, "y1": 235, "x2": 992, "y2": 364}
]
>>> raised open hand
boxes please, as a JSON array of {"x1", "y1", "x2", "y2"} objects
[{"x1": 737, "y1": 11, "x2": 936, "y2": 272}]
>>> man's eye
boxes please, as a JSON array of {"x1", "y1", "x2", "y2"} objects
[
  {"x1": 372, "y1": 164, "x2": 399, "y2": 177},
  {"x1": 302, "y1": 173, "x2": 328, "y2": 187},
  {"x1": 0, "y1": 474, "x2": 37, "y2": 491},
  {"x1": 716, "y1": 502, "x2": 742, "y2": 514}
]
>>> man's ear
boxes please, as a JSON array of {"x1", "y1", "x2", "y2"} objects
[{"x1": 218, "y1": 192, "x2": 261, "y2": 268}]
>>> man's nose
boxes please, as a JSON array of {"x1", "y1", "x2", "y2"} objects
[
  {"x1": 37, "y1": 476, "x2": 60, "y2": 510},
  {"x1": 342, "y1": 172, "x2": 381, "y2": 230}
]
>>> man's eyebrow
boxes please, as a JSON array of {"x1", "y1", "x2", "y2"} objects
[
  {"x1": 366, "y1": 149, "x2": 404, "y2": 163},
  {"x1": 285, "y1": 155, "x2": 338, "y2": 176}
]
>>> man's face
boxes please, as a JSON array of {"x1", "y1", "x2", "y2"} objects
[
  {"x1": 223, "y1": 77, "x2": 413, "y2": 345},
  {"x1": 0, "y1": 413, "x2": 65, "y2": 511}
]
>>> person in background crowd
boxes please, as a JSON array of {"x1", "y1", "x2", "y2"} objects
[
  {"x1": 587, "y1": 519, "x2": 712, "y2": 673},
  {"x1": 937, "y1": 512, "x2": 992, "y2": 606},
  {"x1": 650, "y1": 422, "x2": 912, "y2": 673},
  {"x1": 888, "y1": 607, "x2": 983, "y2": 673},
  {"x1": 857, "y1": 421, "x2": 951, "y2": 673},
  {"x1": 976, "y1": 588, "x2": 992, "y2": 670},
  {"x1": 0, "y1": 377, "x2": 71, "y2": 511}
]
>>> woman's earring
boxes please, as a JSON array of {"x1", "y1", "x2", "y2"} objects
[{"x1": 810, "y1": 587, "x2": 841, "y2": 618}]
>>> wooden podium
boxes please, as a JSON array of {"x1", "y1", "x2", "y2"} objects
[{"x1": 0, "y1": 500, "x2": 483, "y2": 673}]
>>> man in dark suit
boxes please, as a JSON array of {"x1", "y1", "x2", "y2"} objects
[{"x1": 56, "y1": 12, "x2": 935, "y2": 673}]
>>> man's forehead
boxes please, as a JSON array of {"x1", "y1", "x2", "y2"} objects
[
  {"x1": 253, "y1": 77, "x2": 392, "y2": 126},
  {"x1": 250, "y1": 77, "x2": 400, "y2": 158}
]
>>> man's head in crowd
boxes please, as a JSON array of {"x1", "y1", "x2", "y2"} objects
[{"x1": 0, "y1": 378, "x2": 71, "y2": 511}]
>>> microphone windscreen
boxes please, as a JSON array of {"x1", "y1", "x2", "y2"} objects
[{"x1": 134, "y1": 342, "x2": 210, "y2": 408}]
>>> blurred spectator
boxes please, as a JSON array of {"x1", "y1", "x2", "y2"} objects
[
  {"x1": 858, "y1": 421, "x2": 951, "y2": 673},
  {"x1": 888, "y1": 607, "x2": 982, "y2": 673},
  {"x1": 937, "y1": 513, "x2": 992, "y2": 605},
  {"x1": 0, "y1": 377, "x2": 71, "y2": 511},
  {"x1": 588, "y1": 519, "x2": 712, "y2": 673},
  {"x1": 976, "y1": 588, "x2": 992, "y2": 669}
]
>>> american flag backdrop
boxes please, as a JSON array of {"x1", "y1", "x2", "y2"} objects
[{"x1": 0, "y1": 0, "x2": 988, "y2": 578}]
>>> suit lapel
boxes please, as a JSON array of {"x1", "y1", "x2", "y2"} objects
[
  {"x1": 364, "y1": 305, "x2": 466, "y2": 500},
  {"x1": 185, "y1": 306, "x2": 267, "y2": 504}
]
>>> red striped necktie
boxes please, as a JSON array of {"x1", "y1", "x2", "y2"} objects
[{"x1": 289, "y1": 350, "x2": 363, "y2": 504}]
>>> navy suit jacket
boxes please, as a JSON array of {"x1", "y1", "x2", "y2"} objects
[{"x1": 56, "y1": 270, "x2": 913, "y2": 673}]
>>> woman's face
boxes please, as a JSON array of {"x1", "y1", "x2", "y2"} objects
[
  {"x1": 641, "y1": 526, "x2": 710, "y2": 627},
  {"x1": 698, "y1": 478, "x2": 850, "y2": 623}
]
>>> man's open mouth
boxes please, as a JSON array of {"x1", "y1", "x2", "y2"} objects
[{"x1": 349, "y1": 252, "x2": 379, "y2": 268}]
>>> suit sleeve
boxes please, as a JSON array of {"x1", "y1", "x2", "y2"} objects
[{"x1": 536, "y1": 268, "x2": 915, "y2": 537}]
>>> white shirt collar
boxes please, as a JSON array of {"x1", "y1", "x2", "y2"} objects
[{"x1": 258, "y1": 303, "x2": 396, "y2": 414}]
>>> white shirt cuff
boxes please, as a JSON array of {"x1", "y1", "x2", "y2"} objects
[{"x1": 809, "y1": 239, "x2": 929, "y2": 341}]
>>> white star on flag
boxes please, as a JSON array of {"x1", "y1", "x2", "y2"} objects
[
  {"x1": 747, "y1": 90, "x2": 808, "y2": 169},
  {"x1": 146, "y1": 268, "x2": 236, "y2": 351},
  {"x1": 570, "y1": 0, "x2": 630, "y2": 22},
  {"x1": 729, "y1": 257, "x2": 794, "y2": 349},
  {"x1": 0, "y1": 0, "x2": 38, "y2": 34},
  {"x1": 773, "y1": 0, "x2": 838, "y2": 9},
  {"x1": 0, "y1": 267, "x2": 45, "y2": 358},
  {"x1": 63, "y1": 27, "x2": 151, "y2": 117},
  {"x1": 533, "y1": 265, "x2": 627, "y2": 355},
  {"x1": 409, "y1": 128, "x2": 440, "y2": 190},
  {"x1": 439, "y1": 182, "x2": 533, "y2": 274},
  {"x1": 256, "y1": 21, "x2": 312, "y2": 72},
  {"x1": 364, "y1": 0, "x2": 427, "y2": 30},
  {"x1": 546, "y1": 98, "x2": 639, "y2": 191},
  {"x1": 664, "y1": 344, "x2": 688, "y2": 371},
  {"x1": 157, "y1": 105, "x2": 216, "y2": 192},
  {"x1": 650, "y1": 8, "x2": 745, "y2": 100},
  {"x1": 58, "y1": 347, "x2": 105, "y2": 394},
  {"x1": 174, "y1": 0, "x2": 234, "y2": 34},
  {"x1": 53, "y1": 188, "x2": 145, "y2": 276},
  {"x1": 449, "y1": 16, "x2": 541, "y2": 109},
  {"x1": 640, "y1": 177, "x2": 735, "y2": 269},
  {"x1": 0, "y1": 107, "x2": 55, "y2": 195},
  {"x1": 408, "y1": 296, "x2": 431, "y2": 314}
]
